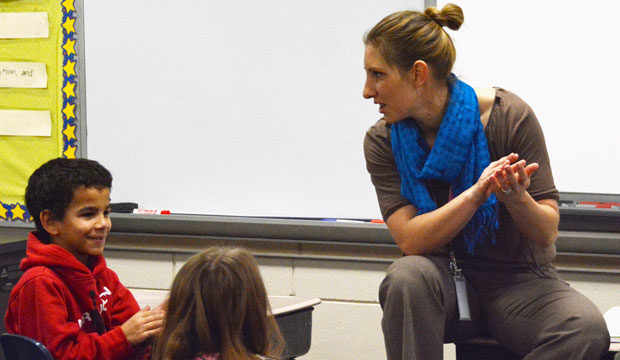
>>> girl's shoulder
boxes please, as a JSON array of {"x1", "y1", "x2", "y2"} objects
[
  {"x1": 192, "y1": 353, "x2": 277, "y2": 360},
  {"x1": 194, "y1": 354, "x2": 219, "y2": 360}
]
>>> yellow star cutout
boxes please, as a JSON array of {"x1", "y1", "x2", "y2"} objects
[
  {"x1": 12, "y1": 205, "x2": 26, "y2": 221},
  {"x1": 64, "y1": 145, "x2": 77, "y2": 159},
  {"x1": 63, "y1": 103, "x2": 75, "y2": 119},
  {"x1": 63, "y1": 81, "x2": 76, "y2": 98},
  {"x1": 63, "y1": 39, "x2": 76, "y2": 56},
  {"x1": 62, "y1": 0, "x2": 75, "y2": 12},
  {"x1": 63, "y1": 60, "x2": 76, "y2": 76},
  {"x1": 62, "y1": 17, "x2": 76, "y2": 34},
  {"x1": 0, "y1": 204, "x2": 7, "y2": 219},
  {"x1": 63, "y1": 124, "x2": 76, "y2": 141}
]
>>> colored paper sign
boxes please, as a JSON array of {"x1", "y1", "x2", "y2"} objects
[
  {"x1": 0, "y1": 12, "x2": 49, "y2": 39},
  {"x1": 0, "y1": 110, "x2": 51, "y2": 136},
  {"x1": 0, "y1": 62, "x2": 47, "y2": 88}
]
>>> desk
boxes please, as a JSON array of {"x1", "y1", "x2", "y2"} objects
[
  {"x1": 0, "y1": 240, "x2": 27, "y2": 344},
  {"x1": 131, "y1": 290, "x2": 320, "y2": 359},
  {"x1": 270, "y1": 296, "x2": 321, "y2": 359}
]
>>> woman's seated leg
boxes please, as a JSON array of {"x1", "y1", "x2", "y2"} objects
[
  {"x1": 379, "y1": 255, "x2": 480, "y2": 360},
  {"x1": 474, "y1": 272, "x2": 609, "y2": 360}
]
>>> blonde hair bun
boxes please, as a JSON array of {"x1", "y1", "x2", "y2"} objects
[{"x1": 424, "y1": 3, "x2": 464, "y2": 31}]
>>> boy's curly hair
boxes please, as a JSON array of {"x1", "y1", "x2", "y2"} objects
[{"x1": 25, "y1": 158, "x2": 112, "y2": 243}]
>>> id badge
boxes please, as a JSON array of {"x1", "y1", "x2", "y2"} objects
[{"x1": 454, "y1": 274, "x2": 471, "y2": 321}]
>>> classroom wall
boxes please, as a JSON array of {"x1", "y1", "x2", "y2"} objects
[
  {"x1": 104, "y1": 243, "x2": 620, "y2": 360},
  {"x1": 2, "y1": 221, "x2": 618, "y2": 359}
]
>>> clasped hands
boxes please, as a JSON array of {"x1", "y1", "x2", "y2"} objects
[{"x1": 477, "y1": 153, "x2": 538, "y2": 203}]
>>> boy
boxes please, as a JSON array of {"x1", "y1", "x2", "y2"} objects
[{"x1": 4, "y1": 158, "x2": 164, "y2": 359}]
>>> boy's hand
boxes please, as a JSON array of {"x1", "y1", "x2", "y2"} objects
[
  {"x1": 155, "y1": 299, "x2": 168, "y2": 312},
  {"x1": 121, "y1": 305, "x2": 165, "y2": 346}
]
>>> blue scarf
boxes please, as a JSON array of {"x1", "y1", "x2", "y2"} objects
[{"x1": 390, "y1": 75, "x2": 498, "y2": 253}]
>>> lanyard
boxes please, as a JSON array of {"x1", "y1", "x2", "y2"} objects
[
  {"x1": 449, "y1": 249, "x2": 471, "y2": 321},
  {"x1": 427, "y1": 180, "x2": 471, "y2": 320},
  {"x1": 445, "y1": 183, "x2": 472, "y2": 320}
]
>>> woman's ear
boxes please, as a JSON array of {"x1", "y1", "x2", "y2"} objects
[
  {"x1": 40, "y1": 209, "x2": 60, "y2": 237},
  {"x1": 409, "y1": 60, "x2": 429, "y2": 87}
]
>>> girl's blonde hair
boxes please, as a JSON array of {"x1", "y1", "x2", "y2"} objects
[
  {"x1": 364, "y1": 3, "x2": 464, "y2": 80},
  {"x1": 151, "y1": 247, "x2": 283, "y2": 360}
]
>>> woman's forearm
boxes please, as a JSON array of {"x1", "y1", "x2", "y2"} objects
[
  {"x1": 503, "y1": 195, "x2": 559, "y2": 247},
  {"x1": 387, "y1": 185, "x2": 488, "y2": 255}
]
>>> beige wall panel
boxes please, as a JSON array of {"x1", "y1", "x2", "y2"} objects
[
  {"x1": 293, "y1": 259, "x2": 389, "y2": 302},
  {"x1": 105, "y1": 250, "x2": 174, "y2": 289}
]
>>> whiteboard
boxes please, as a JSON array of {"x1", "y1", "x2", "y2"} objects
[
  {"x1": 84, "y1": 0, "x2": 421, "y2": 218},
  {"x1": 438, "y1": 0, "x2": 619, "y2": 195},
  {"x1": 84, "y1": 1, "x2": 618, "y2": 220}
]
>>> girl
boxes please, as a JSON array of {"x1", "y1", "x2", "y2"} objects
[{"x1": 151, "y1": 247, "x2": 283, "y2": 360}]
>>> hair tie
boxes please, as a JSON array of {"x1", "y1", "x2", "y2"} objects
[{"x1": 424, "y1": 8, "x2": 443, "y2": 27}]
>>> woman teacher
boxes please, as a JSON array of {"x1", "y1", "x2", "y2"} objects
[{"x1": 362, "y1": 4, "x2": 609, "y2": 360}]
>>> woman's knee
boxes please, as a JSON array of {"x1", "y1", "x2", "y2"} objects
[
  {"x1": 572, "y1": 310, "x2": 610, "y2": 356},
  {"x1": 538, "y1": 303, "x2": 610, "y2": 358},
  {"x1": 379, "y1": 256, "x2": 447, "y2": 302}
]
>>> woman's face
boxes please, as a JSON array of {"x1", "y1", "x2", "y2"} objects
[{"x1": 363, "y1": 45, "x2": 418, "y2": 124}]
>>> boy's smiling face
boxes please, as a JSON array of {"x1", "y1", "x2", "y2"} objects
[{"x1": 44, "y1": 186, "x2": 111, "y2": 266}]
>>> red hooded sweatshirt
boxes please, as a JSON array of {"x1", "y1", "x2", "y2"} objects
[{"x1": 4, "y1": 232, "x2": 145, "y2": 360}]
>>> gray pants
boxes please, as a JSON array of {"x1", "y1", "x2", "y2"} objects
[{"x1": 379, "y1": 255, "x2": 610, "y2": 360}]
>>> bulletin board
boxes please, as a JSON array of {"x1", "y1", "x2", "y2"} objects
[{"x1": 0, "y1": 0, "x2": 82, "y2": 222}]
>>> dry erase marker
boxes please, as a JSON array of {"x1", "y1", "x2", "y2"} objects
[{"x1": 133, "y1": 209, "x2": 171, "y2": 215}]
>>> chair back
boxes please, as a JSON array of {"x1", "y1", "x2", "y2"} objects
[{"x1": 0, "y1": 333, "x2": 53, "y2": 360}]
